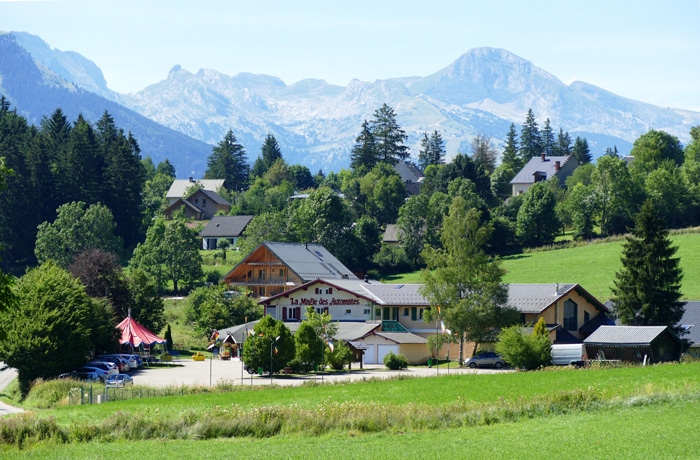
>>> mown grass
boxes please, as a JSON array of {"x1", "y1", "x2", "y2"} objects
[
  {"x1": 385, "y1": 231, "x2": 700, "y2": 301},
  {"x1": 6, "y1": 394, "x2": 696, "y2": 459}
]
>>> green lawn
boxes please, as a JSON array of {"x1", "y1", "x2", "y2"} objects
[
  {"x1": 384, "y1": 232, "x2": 700, "y2": 301},
  {"x1": 4, "y1": 391, "x2": 699, "y2": 459}
]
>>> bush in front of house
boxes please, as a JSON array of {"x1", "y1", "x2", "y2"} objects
[
  {"x1": 495, "y1": 325, "x2": 552, "y2": 370},
  {"x1": 383, "y1": 351, "x2": 408, "y2": 370}
]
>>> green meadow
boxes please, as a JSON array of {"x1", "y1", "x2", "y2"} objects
[{"x1": 386, "y1": 231, "x2": 700, "y2": 301}]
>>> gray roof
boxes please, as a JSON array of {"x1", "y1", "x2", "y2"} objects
[
  {"x1": 361, "y1": 283, "x2": 429, "y2": 306},
  {"x1": 583, "y1": 326, "x2": 671, "y2": 345},
  {"x1": 264, "y1": 242, "x2": 357, "y2": 281},
  {"x1": 383, "y1": 224, "x2": 400, "y2": 243},
  {"x1": 393, "y1": 160, "x2": 424, "y2": 184},
  {"x1": 166, "y1": 179, "x2": 225, "y2": 199},
  {"x1": 218, "y1": 320, "x2": 260, "y2": 344},
  {"x1": 510, "y1": 155, "x2": 574, "y2": 185},
  {"x1": 259, "y1": 321, "x2": 380, "y2": 342},
  {"x1": 197, "y1": 189, "x2": 230, "y2": 205},
  {"x1": 507, "y1": 284, "x2": 577, "y2": 313},
  {"x1": 199, "y1": 215, "x2": 254, "y2": 238},
  {"x1": 372, "y1": 331, "x2": 428, "y2": 344},
  {"x1": 680, "y1": 301, "x2": 700, "y2": 347}
]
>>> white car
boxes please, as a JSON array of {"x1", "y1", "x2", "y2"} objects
[
  {"x1": 76, "y1": 366, "x2": 109, "y2": 381},
  {"x1": 86, "y1": 361, "x2": 118, "y2": 376},
  {"x1": 105, "y1": 374, "x2": 134, "y2": 388}
]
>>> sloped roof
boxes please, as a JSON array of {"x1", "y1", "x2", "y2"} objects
[
  {"x1": 510, "y1": 155, "x2": 575, "y2": 185},
  {"x1": 370, "y1": 331, "x2": 428, "y2": 344},
  {"x1": 166, "y1": 179, "x2": 225, "y2": 198},
  {"x1": 361, "y1": 283, "x2": 428, "y2": 306},
  {"x1": 680, "y1": 301, "x2": 700, "y2": 347},
  {"x1": 196, "y1": 189, "x2": 230, "y2": 205},
  {"x1": 583, "y1": 325, "x2": 677, "y2": 345},
  {"x1": 393, "y1": 160, "x2": 424, "y2": 184},
  {"x1": 164, "y1": 198, "x2": 202, "y2": 215},
  {"x1": 286, "y1": 321, "x2": 381, "y2": 342},
  {"x1": 199, "y1": 215, "x2": 254, "y2": 238},
  {"x1": 117, "y1": 315, "x2": 166, "y2": 347},
  {"x1": 217, "y1": 320, "x2": 260, "y2": 344},
  {"x1": 383, "y1": 224, "x2": 400, "y2": 243},
  {"x1": 507, "y1": 283, "x2": 577, "y2": 313}
]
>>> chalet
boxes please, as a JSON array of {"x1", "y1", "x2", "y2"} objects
[
  {"x1": 584, "y1": 325, "x2": 684, "y2": 363},
  {"x1": 199, "y1": 215, "x2": 254, "y2": 250},
  {"x1": 382, "y1": 224, "x2": 400, "y2": 246},
  {"x1": 222, "y1": 242, "x2": 357, "y2": 299},
  {"x1": 166, "y1": 178, "x2": 226, "y2": 205},
  {"x1": 510, "y1": 154, "x2": 579, "y2": 196},
  {"x1": 163, "y1": 189, "x2": 231, "y2": 221},
  {"x1": 393, "y1": 160, "x2": 424, "y2": 196}
]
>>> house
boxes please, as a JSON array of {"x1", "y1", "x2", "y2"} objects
[
  {"x1": 199, "y1": 215, "x2": 254, "y2": 250},
  {"x1": 163, "y1": 189, "x2": 231, "y2": 221},
  {"x1": 222, "y1": 242, "x2": 357, "y2": 299},
  {"x1": 393, "y1": 160, "x2": 424, "y2": 196},
  {"x1": 679, "y1": 301, "x2": 700, "y2": 356},
  {"x1": 383, "y1": 224, "x2": 400, "y2": 246},
  {"x1": 510, "y1": 154, "x2": 579, "y2": 196},
  {"x1": 166, "y1": 178, "x2": 226, "y2": 205},
  {"x1": 508, "y1": 283, "x2": 613, "y2": 343},
  {"x1": 584, "y1": 325, "x2": 684, "y2": 363}
]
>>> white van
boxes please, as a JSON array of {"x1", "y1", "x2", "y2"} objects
[{"x1": 551, "y1": 344, "x2": 586, "y2": 366}]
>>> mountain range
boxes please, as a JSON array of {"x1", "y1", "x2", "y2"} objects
[{"x1": 2, "y1": 31, "x2": 700, "y2": 176}]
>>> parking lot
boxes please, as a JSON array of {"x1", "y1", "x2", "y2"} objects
[{"x1": 127, "y1": 357, "x2": 511, "y2": 388}]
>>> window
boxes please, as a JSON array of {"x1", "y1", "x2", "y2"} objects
[
  {"x1": 202, "y1": 199, "x2": 207, "y2": 207},
  {"x1": 280, "y1": 269, "x2": 284, "y2": 277},
  {"x1": 563, "y1": 299, "x2": 578, "y2": 331},
  {"x1": 659, "y1": 346, "x2": 666, "y2": 358},
  {"x1": 375, "y1": 308, "x2": 381, "y2": 320},
  {"x1": 259, "y1": 269, "x2": 266, "y2": 281},
  {"x1": 402, "y1": 308, "x2": 409, "y2": 317},
  {"x1": 258, "y1": 286, "x2": 265, "y2": 297},
  {"x1": 345, "y1": 308, "x2": 352, "y2": 316},
  {"x1": 363, "y1": 308, "x2": 371, "y2": 316},
  {"x1": 584, "y1": 311, "x2": 590, "y2": 323},
  {"x1": 419, "y1": 308, "x2": 425, "y2": 320},
  {"x1": 288, "y1": 308, "x2": 297, "y2": 320}
]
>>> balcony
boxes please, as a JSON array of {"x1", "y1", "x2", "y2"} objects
[{"x1": 381, "y1": 321, "x2": 408, "y2": 333}]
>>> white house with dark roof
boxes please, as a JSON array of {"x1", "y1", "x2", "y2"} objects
[
  {"x1": 199, "y1": 215, "x2": 254, "y2": 250},
  {"x1": 163, "y1": 189, "x2": 230, "y2": 221},
  {"x1": 510, "y1": 154, "x2": 579, "y2": 196}
]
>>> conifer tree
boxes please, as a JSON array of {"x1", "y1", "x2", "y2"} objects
[
  {"x1": 206, "y1": 129, "x2": 249, "y2": 192},
  {"x1": 501, "y1": 123, "x2": 521, "y2": 170},
  {"x1": 252, "y1": 133, "x2": 283, "y2": 178},
  {"x1": 156, "y1": 159, "x2": 176, "y2": 178},
  {"x1": 429, "y1": 130, "x2": 446, "y2": 166},
  {"x1": 611, "y1": 200, "x2": 684, "y2": 333},
  {"x1": 350, "y1": 120, "x2": 378, "y2": 173},
  {"x1": 370, "y1": 103, "x2": 409, "y2": 164},
  {"x1": 417, "y1": 132, "x2": 431, "y2": 171},
  {"x1": 556, "y1": 128, "x2": 572, "y2": 156},
  {"x1": 541, "y1": 118, "x2": 555, "y2": 156},
  {"x1": 519, "y1": 109, "x2": 542, "y2": 161},
  {"x1": 572, "y1": 136, "x2": 592, "y2": 164}
]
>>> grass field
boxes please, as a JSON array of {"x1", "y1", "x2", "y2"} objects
[
  {"x1": 6, "y1": 397, "x2": 698, "y2": 459},
  {"x1": 384, "y1": 232, "x2": 700, "y2": 301},
  {"x1": 2, "y1": 363, "x2": 700, "y2": 458}
]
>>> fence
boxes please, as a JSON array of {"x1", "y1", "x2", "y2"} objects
[{"x1": 67, "y1": 385, "x2": 188, "y2": 405}]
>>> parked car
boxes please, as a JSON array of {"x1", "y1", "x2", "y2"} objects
[
  {"x1": 111, "y1": 354, "x2": 138, "y2": 369},
  {"x1": 465, "y1": 351, "x2": 506, "y2": 369},
  {"x1": 98, "y1": 355, "x2": 130, "y2": 372},
  {"x1": 76, "y1": 366, "x2": 109, "y2": 381},
  {"x1": 86, "y1": 361, "x2": 118, "y2": 376},
  {"x1": 76, "y1": 371, "x2": 101, "y2": 382},
  {"x1": 105, "y1": 374, "x2": 134, "y2": 388}
]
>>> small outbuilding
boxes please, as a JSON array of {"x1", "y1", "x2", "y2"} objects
[{"x1": 583, "y1": 325, "x2": 684, "y2": 363}]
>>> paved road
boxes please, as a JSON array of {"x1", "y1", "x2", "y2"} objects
[
  {"x1": 129, "y1": 357, "x2": 511, "y2": 388},
  {"x1": 0, "y1": 362, "x2": 23, "y2": 416}
]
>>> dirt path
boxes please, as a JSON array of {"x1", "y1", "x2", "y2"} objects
[{"x1": 0, "y1": 363, "x2": 23, "y2": 416}]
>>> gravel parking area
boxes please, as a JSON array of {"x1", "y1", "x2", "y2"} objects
[{"x1": 128, "y1": 357, "x2": 512, "y2": 388}]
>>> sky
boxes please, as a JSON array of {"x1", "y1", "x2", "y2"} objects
[{"x1": 2, "y1": 0, "x2": 700, "y2": 111}]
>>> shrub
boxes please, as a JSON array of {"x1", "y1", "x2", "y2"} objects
[
  {"x1": 326, "y1": 341, "x2": 353, "y2": 370},
  {"x1": 496, "y1": 325, "x2": 552, "y2": 370},
  {"x1": 287, "y1": 356, "x2": 304, "y2": 374},
  {"x1": 383, "y1": 351, "x2": 408, "y2": 370}
]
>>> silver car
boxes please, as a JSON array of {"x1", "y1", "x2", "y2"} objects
[
  {"x1": 105, "y1": 374, "x2": 134, "y2": 388},
  {"x1": 465, "y1": 351, "x2": 505, "y2": 369}
]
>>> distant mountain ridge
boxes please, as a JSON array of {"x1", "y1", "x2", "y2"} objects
[{"x1": 4, "y1": 31, "x2": 700, "y2": 173}]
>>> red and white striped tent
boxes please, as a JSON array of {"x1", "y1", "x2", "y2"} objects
[{"x1": 117, "y1": 311, "x2": 166, "y2": 348}]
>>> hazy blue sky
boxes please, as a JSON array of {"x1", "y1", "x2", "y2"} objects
[{"x1": 2, "y1": 0, "x2": 699, "y2": 110}]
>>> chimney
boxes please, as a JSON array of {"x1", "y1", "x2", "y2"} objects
[
  {"x1": 555, "y1": 161, "x2": 560, "y2": 172},
  {"x1": 541, "y1": 153, "x2": 546, "y2": 161},
  {"x1": 188, "y1": 176, "x2": 194, "y2": 182},
  {"x1": 364, "y1": 274, "x2": 369, "y2": 283}
]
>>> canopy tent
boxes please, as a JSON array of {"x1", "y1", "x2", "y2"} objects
[{"x1": 117, "y1": 311, "x2": 166, "y2": 347}]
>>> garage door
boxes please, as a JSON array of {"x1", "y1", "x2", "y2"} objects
[
  {"x1": 377, "y1": 345, "x2": 399, "y2": 364},
  {"x1": 363, "y1": 345, "x2": 376, "y2": 364}
]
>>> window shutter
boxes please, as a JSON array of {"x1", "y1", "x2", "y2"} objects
[
  {"x1": 315, "y1": 288, "x2": 319, "y2": 294},
  {"x1": 328, "y1": 288, "x2": 333, "y2": 294},
  {"x1": 282, "y1": 307, "x2": 287, "y2": 320},
  {"x1": 295, "y1": 307, "x2": 301, "y2": 321},
  {"x1": 411, "y1": 307, "x2": 417, "y2": 321}
]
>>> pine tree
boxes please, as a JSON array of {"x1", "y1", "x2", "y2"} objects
[
  {"x1": 252, "y1": 133, "x2": 283, "y2": 178},
  {"x1": 417, "y1": 132, "x2": 431, "y2": 171},
  {"x1": 471, "y1": 132, "x2": 498, "y2": 175},
  {"x1": 611, "y1": 200, "x2": 684, "y2": 333},
  {"x1": 429, "y1": 130, "x2": 446, "y2": 166},
  {"x1": 350, "y1": 120, "x2": 378, "y2": 173},
  {"x1": 501, "y1": 123, "x2": 521, "y2": 170},
  {"x1": 206, "y1": 130, "x2": 249, "y2": 192},
  {"x1": 370, "y1": 103, "x2": 409, "y2": 164},
  {"x1": 572, "y1": 136, "x2": 592, "y2": 164},
  {"x1": 556, "y1": 128, "x2": 572, "y2": 156},
  {"x1": 541, "y1": 118, "x2": 555, "y2": 156},
  {"x1": 155, "y1": 159, "x2": 176, "y2": 178},
  {"x1": 604, "y1": 146, "x2": 620, "y2": 158},
  {"x1": 519, "y1": 109, "x2": 542, "y2": 162}
]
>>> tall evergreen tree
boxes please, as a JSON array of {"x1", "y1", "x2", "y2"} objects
[
  {"x1": 501, "y1": 123, "x2": 521, "y2": 170},
  {"x1": 556, "y1": 128, "x2": 572, "y2": 156},
  {"x1": 155, "y1": 159, "x2": 176, "y2": 178},
  {"x1": 370, "y1": 103, "x2": 409, "y2": 164},
  {"x1": 519, "y1": 109, "x2": 542, "y2": 162},
  {"x1": 350, "y1": 120, "x2": 378, "y2": 173},
  {"x1": 206, "y1": 130, "x2": 249, "y2": 192},
  {"x1": 429, "y1": 130, "x2": 446, "y2": 166},
  {"x1": 470, "y1": 132, "x2": 498, "y2": 175},
  {"x1": 252, "y1": 133, "x2": 283, "y2": 178},
  {"x1": 541, "y1": 118, "x2": 555, "y2": 156},
  {"x1": 611, "y1": 200, "x2": 684, "y2": 334},
  {"x1": 572, "y1": 136, "x2": 592, "y2": 164},
  {"x1": 417, "y1": 132, "x2": 432, "y2": 171}
]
